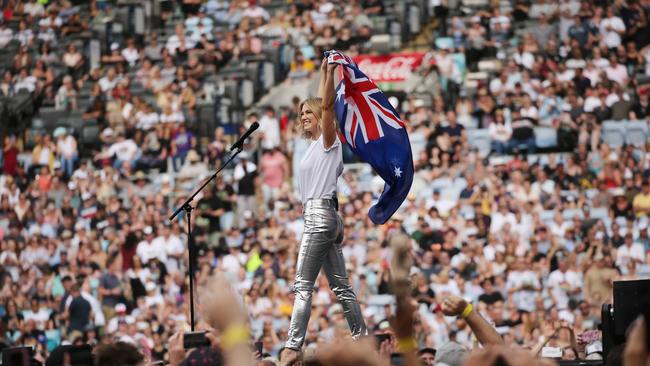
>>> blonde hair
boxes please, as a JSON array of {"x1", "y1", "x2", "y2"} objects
[{"x1": 298, "y1": 97, "x2": 322, "y2": 139}]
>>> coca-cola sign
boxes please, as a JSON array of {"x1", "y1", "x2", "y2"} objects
[{"x1": 353, "y1": 53, "x2": 426, "y2": 83}]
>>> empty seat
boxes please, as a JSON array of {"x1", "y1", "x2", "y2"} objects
[
  {"x1": 39, "y1": 108, "x2": 70, "y2": 131},
  {"x1": 467, "y1": 128, "x2": 491, "y2": 157},
  {"x1": 602, "y1": 121, "x2": 626, "y2": 148},
  {"x1": 625, "y1": 120, "x2": 648, "y2": 147},
  {"x1": 81, "y1": 124, "x2": 100, "y2": 148},
  {"x1": 562, "y1": 208, "x2": 583, "y2": 220},
  {"x1": 535, "y1": 127, "x2": 558, "y2": 149}
]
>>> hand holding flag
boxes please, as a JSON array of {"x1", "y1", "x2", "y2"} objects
[{"x1": 326, "y1": 50, "x2": 414, "y2": 225}]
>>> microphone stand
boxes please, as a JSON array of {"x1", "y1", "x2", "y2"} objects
[{"x1": 169, "y1": 146, "x2": 244, "y2": 334}]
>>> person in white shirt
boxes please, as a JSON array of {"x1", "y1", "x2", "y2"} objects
[
  {"x1": 506, "y1": 258, "x2": 541, "y2": 312},
  {"x1": 283, "y1": 60, "x2": 366, "y2": 359},
  {"x1": 136, "y1": 226, "x2": 167, "y2": 265},
  {"x1": 490, "y1": 203, "x2": 517, "y2": 234},
  {"x1": 99, "y1": 67, "x2": 119, "y2": 93},
  {"x1": 242, "y1": 4, "x2": 270, "y2": 21},
  {"x1": 221, "y1": 243, "x2": 246, "y2": 281},
  {"x1": 489, "y1": 111, "x2": 511, "y2": 155},
  {"x1": 121, "y1": 38, "x2": 140, "y2": 67},
  {"x1": 605, "y1": 55, "x2": 628, "y2": 86},
  {"x1": 165, "y1": 24, "x2": 195, "y2": 56},
  {"x1": 547, "y1": 257, "x2": 583, "y2": 310},
  {"x1": 258, "y1": 106, "x2": 281, "y2": 150},
  {"x1": 14, "y1": 68, "x2": 37, "y2": 93},
  {"x1": 23, "y1": 0, "x2": 45, "y2": 17},
  {"x1": 599, "y1": 6, "x2": 626, "y2": 49},
  {"x1": 22, "y1": 299, "x2": 51, "y2": 330},
  {"x1": 0, "y1": 22, "x2": 13, "y2": 48},
  {"x1": 107, "y1": 133, "x2": 140, "y2": 170},
  {"x1": 616, "y1": 233, "x2": 646, "y2": 267},
  {"x1": 152, "y1": 223, "x2": 184, "y2": 273}
]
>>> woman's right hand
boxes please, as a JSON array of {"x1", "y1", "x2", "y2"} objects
[{"x1": 320, "y1": 57, "x2": 328, "y2": 74}]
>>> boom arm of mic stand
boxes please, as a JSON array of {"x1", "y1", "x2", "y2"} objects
[{"x1": 169, "y1": 147, "x2": 244, "y2": 221}]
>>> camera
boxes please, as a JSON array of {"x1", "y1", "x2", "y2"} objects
[{"x1": 183, "y1": 331, "x2": 211, "y2": 349}]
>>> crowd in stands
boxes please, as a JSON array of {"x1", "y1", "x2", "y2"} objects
[{"x1": 1, "y1": 0, "x2": 650, "y2": 365}]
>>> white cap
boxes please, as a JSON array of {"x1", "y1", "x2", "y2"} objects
[
  {"x1": 101, "y1": 128, "x2": 114, "y2": 137},
  {"x1": 145, "y1": 282, "x2": 156, "y2": 291},
  {"x1": 115, "y1": 303, "x2": 127, "y2": 312},
  {"x1": 110, "y1": 42, "x2": 119, "y2": 51},
  {"x1": 144, "y1": 226, "x2": 153, "y2": 235}
]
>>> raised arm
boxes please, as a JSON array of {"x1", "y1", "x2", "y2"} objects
[
  {"x1": 321, "y1": 61, "x2": 338, "y2": 149},
  {"x1": 442, "y1": 295, "x2": 504, "y2": 346},
  {"x1": 317, "y1": 58, "x2": 328, "y2": 98}
]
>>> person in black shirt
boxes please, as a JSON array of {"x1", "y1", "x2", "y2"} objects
[
  {"x1": 412, "y1": 273, "x2": 436, "y2": 307},
  {"x1": 478, "y1": 278, "x2": 504, "y2": 305},
  {"x1": 572, "y1": 68, "x2": 591, "y2": 97},
  {"x1": 197, "y1": 187, "x2": 224, "y2": 235},
  {"x1": 509, "y1": 108, "x2": 536, "y2": 154},
  {"x1": 66, "y1": 284, "x2": 92, "y2": 333}
]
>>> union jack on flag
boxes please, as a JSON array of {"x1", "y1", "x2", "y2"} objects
[{"x1": 327, "y1": 50, "x2": 414, "y2": 225}]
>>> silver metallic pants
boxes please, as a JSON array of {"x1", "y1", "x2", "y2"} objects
[{"x1": 285, "y1": 199, "x2": 367, "y2": 350}]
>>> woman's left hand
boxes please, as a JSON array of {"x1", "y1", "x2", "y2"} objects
[{"x1": 327, "y1": 61, "x2": 338, "y2": 75}]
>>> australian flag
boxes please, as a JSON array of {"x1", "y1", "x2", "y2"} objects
[{"x1": 327, "y1": 50, "x2": 414, "y2": 225}]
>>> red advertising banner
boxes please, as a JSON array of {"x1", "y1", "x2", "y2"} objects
[{"x1": 352, "y1": 52, "x2": 427, "y2": 83}]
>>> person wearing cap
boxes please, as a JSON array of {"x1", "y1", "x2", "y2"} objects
[
  {"x1": 54, "y1": 123, "x2": 78, "y2": 179},
  {"x1": 64, "y1": 283, "x2": 92, "y2": 334},
  {"x1": 282, "y1": 58, "x2": 366, "y2": 364}
]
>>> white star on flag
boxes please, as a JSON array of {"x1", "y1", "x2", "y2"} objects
[
  {"x1": 336, "y1": 83, "x2": 346, "y2": 101},
  {"x1": 394, "y1": 166, "x2": 402, "y2": 178}
]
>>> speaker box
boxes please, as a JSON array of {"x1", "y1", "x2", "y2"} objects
[
  {"x1": 45, "y1": 345, "x2": 94, "y2": 366},
  {"x1": 2, "y1": 346, "x2": 32, "y2": 366},
  {"x1": 613, "y1": 279, "x2": 650, "y2": 339},
  {"x1": 602, "y1": 279, "x2": 650, "y2": 361}
]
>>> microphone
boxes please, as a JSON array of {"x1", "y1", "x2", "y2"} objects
[{"x1": 230, "y1": 121, "x2": 259, "y2": 151}]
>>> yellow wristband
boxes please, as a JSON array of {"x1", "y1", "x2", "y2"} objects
[
  {"x1": 396, "y1": 337, "x2": 418, "y2": 353},
  {"x1": 461, "y1": 303, "x2": 473, "y2": 319},
  {"x1": 221, "y1": 324, "x2": 250, "y2": 349}
]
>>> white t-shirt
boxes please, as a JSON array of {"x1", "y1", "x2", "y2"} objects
[
  {"x1": 99, "y1": 76, "x2": 118, "y2": 93},
  {"x1": 23, "y1": 308, "x2": 52, "y2": 329},
  {"x1": 606, "y1": 64, "x2": 628, "y2": 86},
  {"x1": 0, "y1": 28, "x2": 13, "y2": 48},
  {"x1": 136, "y1": 239, "x2": 167, "y2": 265},
  {"x1": 108, "y1": 139, "x2": 139, "y2": 161},
  {"x1": 24, "y1": 2, "x2": 45, "y2": 17},
  {"x1": 136, "y1": 112, "x2": 160, "y2": 130},
  {"x1": 258, "y1": 115, "x2": 281, "y2": 150},
  {"x1": 506, "y1": 270, "x2": 539, "y2": 312},
  {"x1": 547, "y1": 269, "x2": 582, "y2": 309},
  {"x1": 121, "y1": 47, "x2": 140, "y2": 66},
  {"x1": 299, "y1": 134, "x2": 343, "y2": 203},
  {"x1": 616, "y1": 243, "x2": 646, "y2": 266},
  {"x1": 57, "y1": 135, "x2": 77, "y2": 158},
  {"x1": 599, "y1": 17, "x2": 625, "y2": 48}
]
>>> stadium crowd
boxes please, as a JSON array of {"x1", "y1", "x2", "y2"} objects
[{"x1": 0, "y1": 0, "x2": 650, "y2": 365}]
